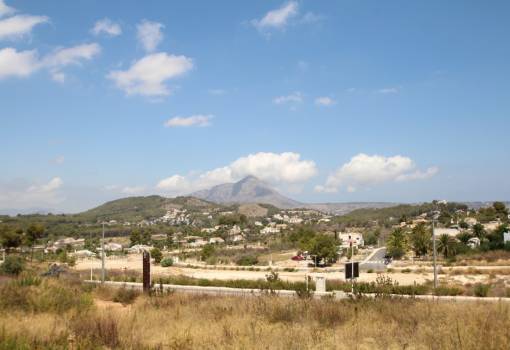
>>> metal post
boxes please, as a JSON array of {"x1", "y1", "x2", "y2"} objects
[
  {"x1": 432, "y1": 219, "x2": 437, "y2": 289},
  {"x1": 350, "y1": 235, "x2": 354, "y2": 294},
  {"x1": 101, "y1": 222, "x2": 105, "y2": 283}
]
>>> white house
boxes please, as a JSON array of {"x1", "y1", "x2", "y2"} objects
[
  {"x1": 504, "y1": 231, "x2": 510, "y2": 244},
  {"x1": 434, "y1": 228, "x2": 460, "y2": 237},
  {"x1": 260, "y1": 226, "x2": 280, "y2": 235},
  {"x1": 338, "y1": 233, "x2": 364, "y2": 248},
  {"x1": 127, "y1": 245, "x2": 153, "y2": 254},
  {"x1": 209, "y1": 237, "x2": 225, "y2": 244},
  {"x1": 104, "y1": 242, "x2": 123, "y2": 252}
]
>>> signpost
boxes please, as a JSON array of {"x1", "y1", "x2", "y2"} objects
[{"x1": 142, "y1": 250, "x2": 151, "y2": 293}]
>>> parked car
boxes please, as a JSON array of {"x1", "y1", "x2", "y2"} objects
[{"x1": 291, "y1": 255, "x2": 304, "y2": 261}]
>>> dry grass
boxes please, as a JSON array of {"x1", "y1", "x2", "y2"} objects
[{"x1": 1, "y1": 278, "x2": 510, "y2": 349}]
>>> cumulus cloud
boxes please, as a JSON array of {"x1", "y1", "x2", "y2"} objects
[
  {"x1": 107, "y1": 52, "x2": 193, "y2": 96},
  {"x1": 0, "y1": 0, "x2": 15, "y2": 18},
  {"x1": 157, "y1": 152, "x2": 317, "y2": 195},
  {"x1": 91, "y1": 18, "x2": 121, "y2": 37},
  {"x1": 0, "y1": 177, "x2": 64, "y2": 210},
  {"x1": 0, "y1": 14, "x2": 48, "y2": 40},
  {"x1": 252, "y1": 1, "x2": 298, "y2": 30},
  {"x1": 0, "y1": 43, "x2": 100, "y2": 80},
  {"x1": 0, "y1": 47, "x2": 39, "y2": 78},
  {"x1": 315, "y1": 154, "x2": 438, "y2": 193},
  {"x1": 137, "y1": 20, "x2": 164, "y2": 52},
  {"x1": 315, "y1": 96, "x2": 336, "y2": 106},
  {"x1": 273, "y1": 92, "x2": 303, "y2": 105},
  {"x1": 164, "y1": 115, "x2": 212, "y2": 128}
]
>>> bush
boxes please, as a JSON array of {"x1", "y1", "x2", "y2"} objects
[
  {"x1": 151, "y1": 248, "x2": 163, "y2": 264},
  {"x1": 473, "y1": 283, "x2": 490, "y2": 297},
  {"x1": 434, "y1": 285, "x2": 464, "y2": 296},
  {"x1": 0, "y1": 255, "x2": 24, "y2": 275},
  {"x1": 236, "y1": 255, "x2": 259, "y2": 266},
  {"x1": 113, "y1": 287, "x2": 139, "y2": 305},
  {"x1": 160, "y1": 257, "x2": 174, "y2": 267}
]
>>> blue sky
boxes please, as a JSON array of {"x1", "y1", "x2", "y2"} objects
[{"x1": 1, "y1": 0, "x2": 509, "y2": 212}]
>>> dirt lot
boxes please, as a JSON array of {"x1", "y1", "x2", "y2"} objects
[{"x1": 74, "y1": 254, "x2": 445, "y2": 285}]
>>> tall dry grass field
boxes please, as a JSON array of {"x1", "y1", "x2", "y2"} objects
[{"x1": 0, "y1": 277, "x2": 509, "y2": 349}]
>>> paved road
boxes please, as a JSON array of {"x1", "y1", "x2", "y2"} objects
[{"x1": 361, "y1": 247, "x2": 387, "y2": 270}]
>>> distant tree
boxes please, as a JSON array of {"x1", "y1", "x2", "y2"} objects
[
  {"x1": 0, "y1": 226, "x2": 22, "y2": 253},
  {"x1": 1, "y1": 255, "x2": 25, "y2": 275},
  {"x1": 459, "y1": 221, "x2": 469, "y2": 230},
  {"x1": 150, "y1": 248, "x2": 162, "y2": 263},
  {"x1": 84, "y1": 236, "x2": 100, "y2": 252},
  {"x1": 129, "y1": 229, "x2": 141, "y2": 246},
  {"x1": 201, "y1": 244, "x2": 216, "y2": 261},
  {"x1": 473, "y1": 223, "x2": 486, "y2": 240},
  {"x1": 410, "y1": 223, "x2": 431, "y2": 257},
  {"x1": 25, "y1": 224, "x2": 45, "y2": 261},
  {"x1": 308, "y1": 234, "x2": 338, "y2": 265},
  {"x1": 141, "y1": 228, "x2": 152, "y2": 245},
  {"x1": 457, "y1": 231, "x2": 472, "y2": 245},
  {"x1": 493, "y1": 202, "x2": 508, "y2": 216},
  {"x1": 437, "y1": 234, "x2": 456, "y2": 259},
  {"x1": 364, "y1": 229, "x2": 380, "y2": 246},
  {"x1": 386, "y1": 228, "x2": 407, "y2": 259}
]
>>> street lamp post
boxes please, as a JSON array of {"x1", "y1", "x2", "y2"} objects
[
  {"x1": 101, "y1": 222, "x2": 105, "y2": 284},
  {"x1": 432, "y1": 215, "x2": 438, "y2": 289}
]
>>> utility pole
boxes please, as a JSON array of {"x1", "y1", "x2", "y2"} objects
[
  {"x1": 432, "y1": 217, "x2": 437, "y2": 289},
  {"x1": 101, "y1": 222, "x2": 105, "y2": 284},
  {"x1": 350, "y1": 235, "x2": 354, "y2": 294}
]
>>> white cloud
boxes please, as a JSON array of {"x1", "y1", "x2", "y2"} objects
[
  {"x1": 137, "y1": 20, "x2": 164, "y2": 52},
  {"x1": 315, "y1": 96, "x2": 335, "y2": 106},
  {"x1": 273, "y1": 92, "x2": 303, "y2": 105},
  {"x1": 377, "y1": 87, "x2": 399, "y2": 94},
  {"x1": 0, "y1": 14, "x2": 48, "y2": 40},
  {"x1": 156, "y1": 175, "x2": 191, "y2": 192},
  {"x1": 107, "y1": 52, "x2": 193, "y2": 96},
  {"x1": 92, "y1": 18, "x2": 121, "y2": 37},
  {"x1": 0, "y1": 0, "x2": 15, "y2": 18},
  {"x1": 157, "y1": 152, "x2": 317, "y2": 195},
  {"x1": 0, "y1": 47, "x2": 39, "y2": 78},
  {"x1": 0, "y1": 43, "x2": 100, "y2": 80},
  {"x1": 316, "y1": 153, "x2": 438, "y2": 193},
  {"x1": 164, "y1": 115, "x2": 212, "y2": 128},
  {"x1": 252, "y1": 1, "x2": 298, "y2": 30},
  {"x1": 43, "y1": 43, "x2": 101, "y2": 67},
  {"x1": 27, "y1": 177, "x2": 63, "y2": 193},
  {"x1": 0, "y1": 177, "x2": 66, "y2": 210}
]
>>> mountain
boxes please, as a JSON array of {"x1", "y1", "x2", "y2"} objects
[
  {"x1": 192, "y1": 176, "x2": 303, "y2": 209},
  {"x1": 78, "y1": 195, "x2": 218, "y2": 222}
]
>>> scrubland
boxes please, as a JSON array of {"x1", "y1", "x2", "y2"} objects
[{"x1": 1, "y1": 272, "x2": 510, "y2": 349}]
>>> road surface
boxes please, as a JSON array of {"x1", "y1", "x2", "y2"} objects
[{"x1": 361, "y1": 247, "x2": 387, "y2": 270}]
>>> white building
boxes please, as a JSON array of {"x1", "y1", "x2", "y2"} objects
[
  {"x1": 338, "y1": 233, "x2": 364, "y2": 248},
  {"x1": 260, "y1": 226, "x2": 280, "y2": 235},
  {"x1": 209, "y1": 237, "x2": 225, "y2": 244},
  {"x1": 434, "y1": 228, "x2": 460, "y2": 237}
]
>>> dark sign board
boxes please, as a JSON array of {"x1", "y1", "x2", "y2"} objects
[
  {"x1": 142, "y1": 250, "x2": 151, "y2": 292},
  {"x1": 345, "y1": 262, "x2": 359, "y2": 279}
]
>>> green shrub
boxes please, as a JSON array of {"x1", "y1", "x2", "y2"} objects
[
  {"x1": 434, "y1": 285, "x2": 464, "y2": 296},
  {"x1": 113, "y1": 287, "x2": 139, "y2": 305},
  {"x1": 401, "y1": 268, "x2": 412, "y2": 273},
  {"x1": 474, "y1": 283, "x2": 490, "y2": 297},
  {"x1": 151, "y1": 248, "x2": 163, "y2": 263},
  {"x1": 0, "y1": 255, "x2": 25, "y2": 275},
  {"x1": 236, "y1": 255, "x2": 259, "y2": 266},
  {"x1": 160, "y1": 257, "x2": 174, "y2": 267}
]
